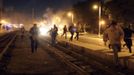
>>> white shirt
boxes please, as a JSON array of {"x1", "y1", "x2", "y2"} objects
[{"x1": 103, "y1": 25, "x2": 124, "y2": 45}]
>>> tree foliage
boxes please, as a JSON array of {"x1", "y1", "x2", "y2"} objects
[
  {"x1": 106, "y1": 0, "x2": 134, "y2": 24},
  {"x1": 73, "y1": 0, "x2": 99, "y2": 33},
  {"x1": 72, "y1": 0, "x2": 134, "y2": 32}
]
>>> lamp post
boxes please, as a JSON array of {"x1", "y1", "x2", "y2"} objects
[
  {"x1": 67, "y1": 12, "x2": 74, "y2": 23},
  {"x1": 98, "y1": 5, "x2": 101, "y2": 37},
  {"x1": 93, "y1": 3, "x2": 102, "y2": 37}
]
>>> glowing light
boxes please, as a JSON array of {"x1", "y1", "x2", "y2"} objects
[
  {"x1": 99, "y1": 20, "x2": 106, "y2": 25},
  {"x1": 39, "y1": 26, "x2": 50, "y2": 36},
  {"x1": 19, "y1": 24, "x2": 24, "y2": 28},
  {"x1": 38, "y1": 22, "x2": 45, "y2": 27},
  {"x1": 93, "y1": 4, "x2": 98, "y2": 10},
  {"x1": 74, "y1": 23, "x2": 76, "y2": 26},
  {"x1": 67, "y1": 12, "x2": 74, "y2": 23},
  {"x1": 67, "y1": 12, "x2": 73, "y2": 17},
  {"x1": 0, "y1": 20, "x2": 8, "y2": 24},
  {"x1": 57, "y1": 25, "x2": 64, "y2": 34}
]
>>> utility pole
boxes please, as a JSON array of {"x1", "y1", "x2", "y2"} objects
[{"x1": 98, "y1": 1, "x2": 102, "y2": 37}]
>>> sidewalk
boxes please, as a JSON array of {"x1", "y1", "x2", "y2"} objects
[
  {"x1": 6, "y1": 33, "x2": 70, "y2": 74},
  {"x1": 58, "y1": 34, "x2": 134, "y2": 71},
  {"x1": 80, "y1": 33, "x2": 134, "y2": 46}
]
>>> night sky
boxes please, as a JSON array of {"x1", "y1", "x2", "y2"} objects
[{"x1": 3, "y1": 0, "x2": 86, "y2": 17}]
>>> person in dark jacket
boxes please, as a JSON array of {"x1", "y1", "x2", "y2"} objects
[
  {"x1": 123, "y1": 25, "x2": 134, "y2": 53},
  {"x1": 61, "y1": 25, "x2": 67, "y2": 39},
  {"x1": 51, "y1": 24, "x2": 58, "y2": 45},
  {"x1": 69, "y1": 23, "x2": 75, "y2": 41},
  {"x1": 29, "y1": 24, "x2": 39, "y2": 53},
  {"x1": 74, "y1": 23, "x2": 80, "y2": 40}
]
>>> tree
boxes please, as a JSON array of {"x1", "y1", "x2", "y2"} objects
[
  {"x1": 105, "y1": 0, "x2": 134, "y2": 25},
  {"x1": 73, "y1": 0, "x2": 99, "y2": 33}
]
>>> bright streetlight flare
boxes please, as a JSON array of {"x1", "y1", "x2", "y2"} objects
[
  {"x1": 92, "y1": 4, "x2": 101, "y2": 37},
  {"x1": 39, "y1": 26, "x2": 49, "y2": 36},
  {"x1": 99, "y1": 20, "x2": 106, "y2": 25},
  {"x1": 93, "y1": 4, "x2": 98, "y2": 10},
  {"x1": 67, "y1": 12, "x2": 74, "y2": 23},
  {"x1": 67, "y1": 12, "x2": 73, "y2": 17}
]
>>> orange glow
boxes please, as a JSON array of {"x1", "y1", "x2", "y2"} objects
[
  {"x1": 1, "y1": 20, "x2": 8, "y2": 24},
  {"x1": 99, "y1": 20, "x2": 106, "y2": 25},
  {"x1": 67, "y1": 12, "x2": 73, "y2": 17}
]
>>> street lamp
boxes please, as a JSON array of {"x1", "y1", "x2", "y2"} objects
[
  {"x1": 99, "y1": 20, "x2": 106, "y2": 25},
  {"x1": 67, "y1": 12, "x2": 74, "y2": 23},
  {"x1": 93, "y1": 5, "x2": 98, "y2": 10},
  {"x1": 92, "y1": 4, "x2": 101, "y2": 37}
]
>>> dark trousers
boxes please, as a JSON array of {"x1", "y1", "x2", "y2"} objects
[
  {"x1": 51, "y1": 34, "x2": 57, "y2": 45},
  {"x1": 124, "y1": 39, "x2": 132, "y2": 53},
  {"x1": 61, "y1": 32, "x2": 67, "y2": 39},
  {"x1": 70, "y1": 32, "x2": 74, "y2": 41},
  {"x1": 75, "y1": 32, "x2": 79, "y2": 40},
  {"x1": 30, "y1": 37, "x2": 38, "y2": 53}
]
